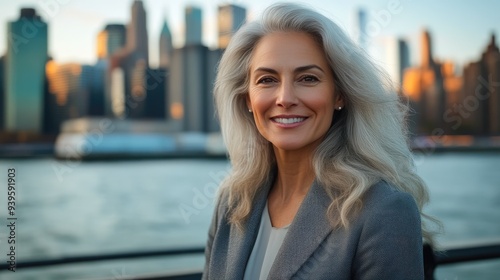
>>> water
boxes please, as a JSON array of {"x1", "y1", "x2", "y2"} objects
[{"x1": 0, "y1": 153, "x2": 499, "y2": 280}]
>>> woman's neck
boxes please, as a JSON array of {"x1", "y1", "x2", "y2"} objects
[{"x1": 272, "y1": 147, "x2": 316, "y2": 203}]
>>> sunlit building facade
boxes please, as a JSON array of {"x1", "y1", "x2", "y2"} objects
[
  {"x1": 97, "y1": 24, "x2": 127, "y2": 60},
  {"x1": 45, "y1": 62, "x2": 104, "y2": 133},
  {"x1": 218, "y1": 4, "x2": 246, "y2": 49},
  {"x1": 402, "y1": 30, "x2": 446, "y2": 134},
  {"x1": 403, "y1": 30, "x2": 500, "y2": 136},
  {"x1": 441, "y1": 61, "x2": 464, "y2": 133},
  {"x1": 45, "y1": 61, "x2": 81, "y2": 134}
]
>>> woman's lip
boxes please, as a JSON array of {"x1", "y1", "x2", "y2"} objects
[
  {"x1": 271, "y1": 114, "x2": 308, "y2": 118},
  {"x1": 270, "y1": 116, "x2": 308, "y2": 128}
]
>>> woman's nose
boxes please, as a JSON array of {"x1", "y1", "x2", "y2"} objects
[{"x1": 275, "y1": 81, "x2": 298, "y2": 108}]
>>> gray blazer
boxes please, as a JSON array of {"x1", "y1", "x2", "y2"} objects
[{"x1": 203, "y1": 178, "x2": 423, "y2": 279}]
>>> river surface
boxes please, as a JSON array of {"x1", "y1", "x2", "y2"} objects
[{"x1": 0, "y1": 152, "x2": 499, "y2": 279}]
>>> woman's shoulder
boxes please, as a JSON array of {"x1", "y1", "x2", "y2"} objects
[
  {"x1": 351, "y1": 183, "x2": 424, "y2": 278},
  {"x1": 360, "y1": 180, "x2": 420, "y2": 223}
]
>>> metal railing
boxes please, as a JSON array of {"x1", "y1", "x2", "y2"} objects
[
  {"x1": 0, "y1": 247, "x2": 205, "y2": 270},
  {"x1": 1, "y1": 243, "x2": 499, "y2": 279}
]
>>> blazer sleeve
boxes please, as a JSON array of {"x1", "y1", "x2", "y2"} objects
[
  {"x1": 202, "y1": 188, "x2": 227, "y2": 280},
  {"x1": 353, "y1": 190, "x2": 424, "y2": 280}
]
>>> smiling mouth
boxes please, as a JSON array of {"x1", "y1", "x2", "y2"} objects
[{"x1": 272, "y1": 117, "x2": 307, "y2": 124}]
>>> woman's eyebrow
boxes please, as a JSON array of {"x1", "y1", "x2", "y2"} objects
[
  {"x1": 253, "y1": 67, "x2": 278, "y2": 74},
  {"x1": 253, "y1": 65, "x2": 325, "y2": 74},
  {"x1": 294, "y1": 64, "x2": 325, "y2": 74}
]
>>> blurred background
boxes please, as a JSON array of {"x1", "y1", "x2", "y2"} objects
[{"x1": 0, "y1": 0, "x2": 499, "y2": 279}]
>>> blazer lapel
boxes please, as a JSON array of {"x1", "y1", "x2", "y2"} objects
[
  {"x1": 226, "y1": 176, "x2": 274, "y2": 279},
  {"x1": 269, "y1": 180, "x2": 333, "y2": 278}
]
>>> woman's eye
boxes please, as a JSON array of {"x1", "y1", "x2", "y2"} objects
[
  {"x1": 257, "y1": 77, "x2": 276, "y2": 84},
  {"x1": 300, "y1": 75, "x2": 319, "y2": 83}
]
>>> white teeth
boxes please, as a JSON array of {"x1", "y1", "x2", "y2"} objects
[{"x1": 273, "y1": 117, "x2": 305, "y2": 124}]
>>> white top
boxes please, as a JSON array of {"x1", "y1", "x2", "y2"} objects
[{"x1": 243, "y1": 203, "x2": 290, "y2": 280}]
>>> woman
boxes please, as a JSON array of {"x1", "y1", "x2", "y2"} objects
[{"x1": 203, "y1": 3, "x2": 435, "y2": 279}]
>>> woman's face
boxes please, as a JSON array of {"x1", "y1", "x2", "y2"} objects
[{"x1": 247, "y1": 31, "x2": 343, "y2": 153}]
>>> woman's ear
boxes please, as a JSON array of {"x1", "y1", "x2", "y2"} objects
[{"x1": 334, "y1": 94, "x2": 344, "y2": 110}]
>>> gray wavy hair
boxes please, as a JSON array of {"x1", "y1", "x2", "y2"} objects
[{"x1": 214, "y1": 3, "x2": 437, "y2": 243}]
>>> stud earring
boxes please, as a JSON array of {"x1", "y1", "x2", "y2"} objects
[
  {"x1": 248, "y1": 109, "x2": 253, "y2": 113},
  {"x1": 338, "y1": 107, "x2": 342, "y2": 110}
]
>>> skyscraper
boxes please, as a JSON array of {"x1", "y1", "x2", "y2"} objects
[
  {"x1": 185, "y1": 6, "x2": 202, "y2": 46},
  {"x1": 168, "y1": 48, "x2": 184, "y2": 121},
  {"x1": 45, "y1": 61, "x2": 105, "y2": 133},
  {"x1": 109, "y1": 0, "x2": 150, "y2": 118},
  {"x1": 421, "y1": 30, "x2": 445, "y2": 131},
  {"x1": 384, "y1": 37, "x2": 410, "y2": 87},
  {"x1": 0, "y1": 56, "x2": 4, "y2": 130},
  {"x1": 85, "y1": 63, "x2": 105, "y2": 117},
  {"x1": 158, "y1": 19, "x2": 173, "y2": 119},
  {"x1": 109, "y1": 67, "x2": 126, "y2": 117},
  {"x1": 463, "y1": 34, "x2": 500, "y2": 135},
  {"x1": 5, "y1": 8, "x2": 48, "y2": 133},
  {"x1": 183, "y1": 45, "x2": 209, "y2": 131},
  {"x1": 143, "y1": 68, "x2": 167, "y2": 119},
  {"x1": 169, "y1": 45, "x2": 222, "y2": 132},
  {"x1": 218, "y1": 4, "x2": 246, "y2": 49},
  {"x1": 98, "y1": 24, "x2": 126, "y2": 117},
  {"x1": 127, "y1": 0, "x2": 149, "y2": 64},
  {"x1": 421, "y1": 30, "x2": 434, "y2": 68},
  {"x1": 462, "y1": 61, "x2": 483, "y2": 134},
  {"x1": 441, "y1": 61, "x2": 463, "y2": 134},
  {"x1": 97, "y1": 24, "x2": 127, "y2": 60},
  {"x1": 402, "y1": 29, "x2": 445, "y2": 134},
  {"x1": 356, "y1": 8, "x2": 368, "y2": 50},
  {"x1": 159, "y1": 19, "x2": 173, "y2": 68},
  {"x1": 206, "y1": 49, "x2": 223, "y2": 132},
  {"x1": 45, "y1": 61, "x2": 80, "y2": 133},
  {"x1": 483, "y1": 35, "x2": 500, "y2": 135}
]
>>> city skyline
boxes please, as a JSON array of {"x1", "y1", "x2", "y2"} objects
[
  {"x1": 0, "y1": 0, "x2": 498, "y2": 156},
  {"x1": 0, "y1": 1, "x2": 499, "y2": 135},
  {"x1": 0, "y1": 0, "x2": 499, "y2": 69}
]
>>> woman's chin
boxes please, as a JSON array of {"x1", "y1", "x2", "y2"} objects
[{"x1": 271, "y1": 140, "x2": 313, "y2": 153}]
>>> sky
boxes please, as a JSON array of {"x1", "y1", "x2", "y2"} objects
[{"x1": 0, "y1": 0, "x2": 499, "y2": 71}]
